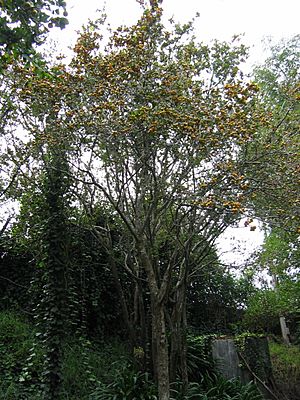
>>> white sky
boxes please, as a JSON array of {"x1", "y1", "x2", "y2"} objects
[
  {"x1": 217, "y1": 219, "x2": 265, "y2": 268},
  {"x1": 47, "y1": 0, "x2": 298, "y2": 266},
  {"x1": 50, "y1": 0, "x2": 300, "y2": 68}
]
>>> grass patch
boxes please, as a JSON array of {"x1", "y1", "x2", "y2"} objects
[{"x1": 269, "y1": 340, "x2": 300, "y2": 400}]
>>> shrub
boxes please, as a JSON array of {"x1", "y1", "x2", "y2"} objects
[{"x1": 201, "y1": 373, "x2": 263, "y2": 400}]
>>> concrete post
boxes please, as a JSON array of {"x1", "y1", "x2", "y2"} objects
[{"x1": 279, "y1": 316, "x2": 290, "y2": 345}]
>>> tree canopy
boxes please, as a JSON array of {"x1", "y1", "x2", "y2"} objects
[
  {"x1": 246, "y1": 35, "x2": 300, "y2": 233},
  {"x1": 0, "y1": 0, "x2": 68, "y2": 66}
]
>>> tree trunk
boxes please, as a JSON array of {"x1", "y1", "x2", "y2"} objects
[
  {"x1": 109, "y1": 253, "x2": 136, "y2": 348},
  {"x1": 169, "y1": 339, "x2": 178, "y2": 383},
  {"x1": 133, "y1": 281, "x2": 148, "y2": 370},
  {"x1": 169, "y1": 283, "x2": 188, "y2": 387},
  {"x1": 153, "y1": 301, "x2": 170, "y2": 400},
  {"x1": 137, "y1": 242, "x2": 170, "y2": 399},
  {"x1": 180, "y1": 292, "x2": 188, "y2": 388}
]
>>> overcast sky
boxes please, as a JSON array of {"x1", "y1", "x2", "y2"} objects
[
  {"x1": 50, "y1": 0, "x2": 299, "y2": 68},
  {"x1": 48, "y1": 0, "x2": 298, "y2": 265}
]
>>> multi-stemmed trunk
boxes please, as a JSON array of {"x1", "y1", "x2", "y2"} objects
[
  {"x1": 137, "y1": 241, "x2": 170, "y2": 400},
  {"x1": 169, "y1": 280, "x2": 188, "y2": 386},
  {"x1": 152, "y1": 300, "x2": 170, "y2": 400}
]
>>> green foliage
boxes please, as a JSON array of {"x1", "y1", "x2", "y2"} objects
[
  {"x1": 170, "y1": 374, "x2": 263, "y2": 400},
  {"x1": 243, "y1": 229, "x2": 300, "y2": 334},
  {"x1": 200, "y1": 374, "x2": 263, "y2": 400},
  {"x1": 243, "y1": 290, "x2": 281, "y2": 332},
  {"x1": 65, "y1": 218, "x2": 124, "y2": 338},
  {"x1": 248, "y1": 35, "x2": 300, "y2": 232},
  {"x1": 11, "y1": 195, "x2": 124, "y2": 338},
  {"x1": 90, "y1": 364, "x2": 158, "y2": 400},
  {"x1": 270, "y1": 341, "x2": 300, "y2": 369},
  {"x1": 0, "y1": 236, "x2": 33, "y2": 313},
  {"x1": 269, "y1": 341, "x2": 300, "y2": 400},
  {"x1": 0, "y1": 311, "x2": 43, "y2": 399},
  {"x1": 0, "y1": 311, "x2": 33, "y2": 380},
  {"x1": 243, "y1": 285, "x2": 298, "y2": 335},
  {"x1": 187, "y1": 266, "x2": 255, "y2": 333},
  {"x1": 259, "y1": 228, "x2": 300, "y2": 277},
  {"x1": 254, "y1": 35, "x2": 300, "y2": 108},
  {"x1": 0, "y1": 0, "x2": 68, "y2": 66},
  {"x1": 35, "y1": 148, "x2": 71, "y2": 399},
  {"x1": 0, "y1": 311, "x2": 133, "y2": 399},
  {"x1": 61, "y1": 339, "x2": 130, "y2": 398},
  {"x1": 170, "y1": 381, "x2": 204, "y2": 399},
  {"x1": 186, "y1": 335, "x2": 216, "y2": 381}
]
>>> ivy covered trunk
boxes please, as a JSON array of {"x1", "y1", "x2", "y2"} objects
[{"x1": 40, "y1": 144, "x2": 70, "y2": 400}]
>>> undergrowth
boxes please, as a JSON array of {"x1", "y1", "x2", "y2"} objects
[
  {"x1": 269, "y1": 340, "x2": 300, "y2": 400},
  {"x1": 0, "y1": 311, "x2": 130, "y2": 399},
  {"x1": 0, "y1": 311, "x2": 264, "y2": 400}
]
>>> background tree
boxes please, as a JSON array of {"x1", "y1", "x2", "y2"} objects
[
  {"x1": 0, "y1": 0, "x2": 69, "y2": 242},
  {"x1": 187, "y1": 259, "x2": 256, "y2": 334},
  {"x1": 241, "y1": 35, "x2": 300, "y2": 341},
  {"x1": 243, "y1": 228, "x2": 300, "y2": 337},
  {"x1": 0, "y1": 0, "x2": 68, "y2": 67},
  {"x1": 246, "y1": 35, "x2": 300, "y2": 233}
]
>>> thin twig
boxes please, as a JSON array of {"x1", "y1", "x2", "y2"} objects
[{"x1": 0, "y1": 275, "x2": 28, "y2": 289}]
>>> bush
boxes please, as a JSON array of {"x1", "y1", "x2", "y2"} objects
[
  {"x1": 0, "y1": 311, "x2": 32, "y2": 378},
  {"x1": 62, "y1": 338, "x2": 130, "y2": 399},
  {"x1": 0, "y1": 312, "x2": 265, "y2": 400},
  {"x1": 201, "y1": 374, "x2": 263, "y2": 400}
]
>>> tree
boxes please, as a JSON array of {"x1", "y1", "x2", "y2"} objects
[
  {"x1": 0, "y1": 0, "x2": 69, "y2": 243},
  {"x1": 38, "y1": 143, "x2": 70, "y2": 399},
  {"x1": 6, "y1": 74, "x2": 72, "y2": 397},
  {"x1": 241, "y1": 36, "x2": 300, "y2": 340},
  {"x1": 244, "y1": 228, "x2": 300, "y2": 337},
  {"x1": 245, "y1": 35, "x2": 300, "y2": 233},
  {"x1": 0, "y1": 0, "x2": 68, "y2": 67},
  {"x1": 63, "y1": 5, "x2": 262, "y2": 399},
  {"x1": 10, "y1": 2, "x2": 266, "y2": 399}
]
